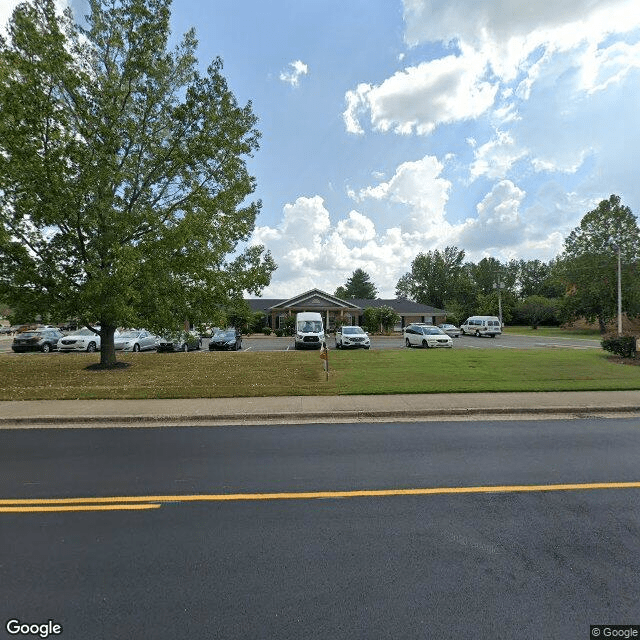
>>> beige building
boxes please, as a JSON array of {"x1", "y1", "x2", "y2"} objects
[{"x1": 248, "y1": 288, "x2": 448, "y2": 331}]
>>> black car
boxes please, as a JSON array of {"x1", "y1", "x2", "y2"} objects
[
  {"x1": 11, "y1": 329, "x2": 64, "y2": 353},
  {"x1": 208, "y1": 328, "x2": 242, "y2": 351}
]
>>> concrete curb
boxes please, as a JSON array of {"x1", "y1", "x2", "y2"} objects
[{"x1": 1, "y1": 404, "x2": 639, "y2": 428}]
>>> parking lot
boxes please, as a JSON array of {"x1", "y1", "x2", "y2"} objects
[{"x1": 0, "y1": 332, "x2": 603, "y2": 354}]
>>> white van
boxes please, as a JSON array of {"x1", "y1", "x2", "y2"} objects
[
  {"x1": 294, "y1": 312, "x2": 324, "y2": 350},
  {"x1": 460, "y1": 316, "x2": 502, "y2": 337}
]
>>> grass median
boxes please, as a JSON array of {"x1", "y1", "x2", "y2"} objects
[{"x1": 1, "y1": 348, "x2": 639, "y2": 400}]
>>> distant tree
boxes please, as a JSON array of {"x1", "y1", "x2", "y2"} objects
[
  {"x1": 0, "y1": 0, "x2": 275, "y2": 367},
  {"x1": 560, "y1": 195, "x2": 640, "y2": 332},
  {"x1": 515, "y1": 296, "x2": 560, "y2": 329},
  {"x1": 336, "y1": 269, "x2": 378, "y2": 299},
  {"x1": 396, "y1": 247, "x2": 466, "y2": 309}
]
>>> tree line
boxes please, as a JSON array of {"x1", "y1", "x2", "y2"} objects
[{"x1": 336, "y1": 195, "x2": 640, "y2": 332}]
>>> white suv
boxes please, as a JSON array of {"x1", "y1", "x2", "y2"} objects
[{"x1": 335, "y1": 326, "x2": 370, "y2": 349}]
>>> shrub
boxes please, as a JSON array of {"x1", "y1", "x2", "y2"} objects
[
  {"x1": 261, "y1": 326, "x2": 272, "y2": 336},
  {"x1": 601, "y1": 335, "x2": 637, "y2": 358},
  {"x1": 274, "y1": 329, "x2": 283, "y2": 337}
]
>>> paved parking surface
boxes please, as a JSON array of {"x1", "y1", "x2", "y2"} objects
[{"x1": 0, "y1": 332, "x2": 602, "y2": 354}]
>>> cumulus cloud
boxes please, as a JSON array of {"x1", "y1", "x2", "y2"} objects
[
  {"x1": 353, "y1": 155, "x2": 451, "y2": 231},
  {"x1": 470, "y1": 130, "x2": 528, "y2": 180},
  {"x1": 279, "y1": 60, "x2": 309, "y2": 87},
  {"x1": 344, "y1": 51, "x2": 498, "y2": 135}
]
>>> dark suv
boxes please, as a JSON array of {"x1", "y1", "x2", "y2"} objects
[{"x1": 11, "y1": 329, "x2": 64, "y2": 353}]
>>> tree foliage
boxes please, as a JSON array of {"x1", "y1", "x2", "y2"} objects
[
  {"x1": 560, "y1": 195, "x2": 640, "y2": 332},
  {"x1": 363, "y1": 306, "x2": 399, "y2": 334},
  {"x1": 0, "y1": 0, "x2": 275, "y2": 365},
  {"x1": 335, "y1": 268, "x2": 378, "y2": 299},
  {"x1": 396, "y1": 246, "x2": 466, "y2": 309}
]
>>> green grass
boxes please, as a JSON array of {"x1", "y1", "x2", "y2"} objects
[
  {"x1": 503, "y1": 326, "x2": 602, "y2": 339},
  {"x1": 1, "y1": 348, "x2": 639, "y2": 400}
]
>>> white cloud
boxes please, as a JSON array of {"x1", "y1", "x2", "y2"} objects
[
  {"x1": 470, "y1": 130, "x2": 528, "y2": 180},
  {"x1": 402, "y1": 0, "x2": 640, "y2": 81},
  {"x1": 344, "y1": 50, "x2": 498, "y2": 136},
  {"x1": 279, "y1": 60, "x2": 308, "y2": 87}
]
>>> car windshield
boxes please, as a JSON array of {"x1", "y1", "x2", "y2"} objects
[
  {"x1": 342, "y1": 327, "x2": 365, "y2": 335},
  {"x1": 424, "y1": 327, "x2": 445, "y2": 335},
  {"x1": 119, "y1": 331, "x2": 141, "y2": 339},
  {"x1": 298, "y1": 321, "x2": 322, "y2": 332},
  {"x1": 19, "y1": 331, "x2": 43, "y2": 338},
  {"x1": 214, "y1": 330, "x2": 236, "y2": 338},
  {"x1": 73, "y1": 328, "x2": 98, "y2": 336}
]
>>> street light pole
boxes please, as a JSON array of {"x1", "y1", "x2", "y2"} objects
[
  {"x1": 616, "y1": 245, "x2": 622, "y2": 336},
  {"x1": 493, "y1": 279, "x2": 503, "y2": 326}
]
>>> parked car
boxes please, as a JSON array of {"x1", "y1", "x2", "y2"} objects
[
  {"x1": 208, "y1": 328, "x2": 242, "y2": 351},
  {"x1": 157, "y1": 331, "x2": 201, "y2": 352},
  {"x1": 438, "y1": 323, "x2": 461, "y2": 338},
  {"x1": 57, "y1": 327, "x2": 118, "y2": 352},
  {"x1": 114, "y1": 329, "x2": 158, "y2": 352},
  {"x1": 403, "y1": 324, "x2": 453, "y2": 348},
  {"x1": 335, "y1": 326, "x2": 370, "y2": 349},
  {"x1": 460, "y1": 316, "x2": 502, "y2": 337},
  {"x1": 11, "y1": 329, "x2": 64, "y2": 353}
]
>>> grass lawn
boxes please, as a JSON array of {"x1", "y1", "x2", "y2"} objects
[
  {"x1": 503, "y1": 326, "x2": 603, "y2": 339},
  {"x1": 1, "y1": 348, "x2": 639, "y2": 400}
]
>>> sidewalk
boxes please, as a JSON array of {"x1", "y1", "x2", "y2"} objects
[{"x1": 1, "y1": 391, "x2": 640, "y2": 428}]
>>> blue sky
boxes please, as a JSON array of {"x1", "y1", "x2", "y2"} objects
[{"x1": 3, "y1": 0, "x2": 640, "y2": 297}]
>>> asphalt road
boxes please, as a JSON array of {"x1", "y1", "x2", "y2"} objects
[{"x1": 2, "y1": 418, "x2": 639, "y2": 639}]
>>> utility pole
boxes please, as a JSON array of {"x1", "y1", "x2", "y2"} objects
[
  {"x1": 493, "y1": 279, "x2": 503, "y2": 326},
  {"x1": 616, "y1": 244, "x2": 622, "y2": 336}
]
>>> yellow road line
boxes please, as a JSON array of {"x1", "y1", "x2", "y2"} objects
[
  {"x1": 0, "y1": 503, "x2": 160, "y2": 513},
  {"x1": 1, "y1": 481, "x2": 640, "y2": 508}
]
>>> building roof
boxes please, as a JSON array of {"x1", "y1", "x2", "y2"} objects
[{"x1": 247, "y1": 289, "x2": 447, "y2": 315}]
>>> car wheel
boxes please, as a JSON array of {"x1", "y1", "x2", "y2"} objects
[
  {"x1": 86, "y1": 342, "x2": 96, "y2": 352},
  {"x1": 422, "y1": 339, "x2": 430, "y2": 349},
  {"x1": 133, "y1": 343, "x2": 140, "y2": 352},
  {"x1": 365, "y1": 346, "x2": 370, "y2": 350},
  {"x1": 336, "y1": 341, "x2": 341, "y2": 349},
  {"x1": 475, "y1": 330, "x2": 480, "y2": 337},
  {"x1": 405, "y1": 338, "x2": 411, "y2": 348},
  {"x1": 182, "y1": 343, "x2": 188, "y2": 352},
  {"x1": 41, "y1": 343, "x2": 51, "y2": 353}
]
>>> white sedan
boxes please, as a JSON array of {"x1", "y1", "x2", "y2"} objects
[
  {"x1": 57, "y1": 327, "x2": 120, "y2": 352},
  {"x1": 335, "y1": 326, "x2": 370, "y2": 349},
  {"x1": 404, "y1": 325, "x2": 453, "y2": 348},
  {"x1": 114, "y1": 329, "x2": 158, "y2": 352},
  {"x1": 438, "y1": 323, "x2": 461, "y2": 338}
]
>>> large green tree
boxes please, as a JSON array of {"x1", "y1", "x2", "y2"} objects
[
  {"x1": 395, "y1": 246, "x2": 466, "y2": 309},
  {"x1": 0, "y1": 0, "x2": 275, "y2": 366},
  {"x1": 560, "y1": 195, "x2": 640, "y2": 332},
  {"x1": 335, "y1": 268, "x2": 378, "y2": 299}
]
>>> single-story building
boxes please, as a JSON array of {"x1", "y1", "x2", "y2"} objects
[{"x1": 247, "y1": 288, "x2": 448, "y2": 331}]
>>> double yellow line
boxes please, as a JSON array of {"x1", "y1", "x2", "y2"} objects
[{"x1": 2, "y1": 481, "x2": 640, "y2": 513}]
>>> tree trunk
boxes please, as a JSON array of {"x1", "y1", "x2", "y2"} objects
[
  {"x1": 598, "y1": 315, "x2": 607, "y2": 334},
  {"x1": 99, "y1": 324, "x2": 118, "y2": 367}
]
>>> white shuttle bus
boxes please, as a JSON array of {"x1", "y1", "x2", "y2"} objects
[
  {"x1": 460, "y1": 316, "x2": 502, "y2": 337},
  {"x1": 294, "y1": 312, "x2": 324, "y2": 350}
]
